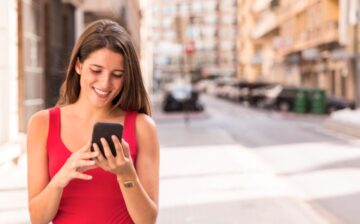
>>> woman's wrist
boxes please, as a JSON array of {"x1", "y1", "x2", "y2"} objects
[
  {"x1": 49, "y1": 177, "x2": 64, "y2": 191},
  {"x1": 116, "y1": 174, "x2": 138, "y2": 188}
]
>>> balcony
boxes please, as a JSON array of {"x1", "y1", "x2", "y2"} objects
[
  {"x1": 251, "y1": 12, "x2": 278, "y2": 39},
  {"x1": 278, "y1": 0, "x2": 321, "y2": 24},
  {"x1": 279, "y1": 20, "x2": 339, "y2": 56}
]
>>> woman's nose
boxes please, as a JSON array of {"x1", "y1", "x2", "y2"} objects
[{"x1": 99, "y1": 74, "x2": 112, "y2": 88}]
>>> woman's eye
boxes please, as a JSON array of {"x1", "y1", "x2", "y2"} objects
[
  {"x1": 91, "y1": 69, "x2": 102, "y2": 74},
  {"x1": 113, "y1": 73, "x2": 123, "y2": 78}
]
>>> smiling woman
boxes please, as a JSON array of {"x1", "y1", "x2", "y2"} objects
[
  {"x1": 26, "y1": 19, "x2": 159, "y2": 224},
  {"x1": 75, "y1": 48, "x2": 125, "y2": 107}
]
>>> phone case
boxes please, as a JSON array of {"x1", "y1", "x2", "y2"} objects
[{"x1": 91, "y1": 122, "x2": 123, "y2": 158}]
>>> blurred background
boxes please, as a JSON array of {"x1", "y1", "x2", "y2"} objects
[{"x1": 1, "y1": 0, "x2": 360, "y2": 223}]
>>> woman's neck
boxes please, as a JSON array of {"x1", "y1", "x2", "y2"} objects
[{"x1": 70, "y1": 99, "x2": 120, "y2": 122}]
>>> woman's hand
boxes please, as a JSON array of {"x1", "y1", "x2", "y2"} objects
[
  {"x1": 50, "y1": 141, "x2": 99, "y2": 189},
  {"x1": 92, "y1": 136, "x2": 137, "y2": 181}
]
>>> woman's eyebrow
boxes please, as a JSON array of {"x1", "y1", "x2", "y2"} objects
[
  {"x1": 90, "y1": 64, "x2": 102, "y2": 68},
  {"x1": 90, "y1": 64, "x2": 124, "y2": 72}
]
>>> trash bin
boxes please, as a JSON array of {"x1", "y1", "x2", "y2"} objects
[
  {"x1": 293, "y1": 89, "x2": 308, "y2": 113},
  {"x1": 310, "y1": 89, "x2": 326, "y2": 114}
]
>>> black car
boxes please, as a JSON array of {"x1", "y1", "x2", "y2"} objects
[
  {"x1": 162, "y1": 85, "x2": 204, "y2": 112},
  {"x1": 262, "y1": 86, "x2": 300, "y2": 111},
  {"x1": 326, "y1": 95, "x2": 355, "y2": 113}
]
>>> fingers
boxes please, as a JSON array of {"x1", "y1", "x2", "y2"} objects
[
  {"x1": 72, "y1": 172, "x2": 93, "y2": 180},
  {"x1": 121, "y1": 139, "x2": 131, "y2": 158},
  {"x1": 72, "y1": 159, "x2": 96, "y2": 171},
  {"x1": 92, "y1": 143, "x2": 105, "y2": 162},
  {"x1": 112, "y1": 135, "x2": 126, "y2": 159},
  {"x1": 80, "y1": 151, "x2": 99, "y2": 160},
  {"x1": 101, "y1": 138, "x2": 114, "y2": 159},
  {"x1": 80, "y1": 140, "x2": 92, "y2": 152}
]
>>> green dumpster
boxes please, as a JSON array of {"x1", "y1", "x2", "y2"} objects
[
  {"x1": 293, "y1": 89, "x2": 309, "y2": 113},
  {"x1": 310, "y1": 89, "x2": 326, "y2": 114}
]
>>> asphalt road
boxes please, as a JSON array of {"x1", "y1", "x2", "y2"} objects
[{"x1": 155, "y1": 94, "x2": 360, "y2": 224}]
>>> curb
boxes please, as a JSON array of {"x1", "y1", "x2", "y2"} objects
[{"x1": 322, "y1": 119, "x2": 360, "y2": 138}]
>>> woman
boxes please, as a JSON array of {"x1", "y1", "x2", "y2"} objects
[{"x1": 27, "y1": 19, "x2": 159, "y2": 224}]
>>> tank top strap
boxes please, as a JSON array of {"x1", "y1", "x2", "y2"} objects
[
  {"x1": 47, "y1": 106, "x2": 61, "y2": 145},
  {"x1": 123, "y1": 111, "x2": 138, "y2": 157}
]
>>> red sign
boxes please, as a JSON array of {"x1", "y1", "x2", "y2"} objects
[{"x1": 185, "y1": 41, "x2": 195, "y2": 55}]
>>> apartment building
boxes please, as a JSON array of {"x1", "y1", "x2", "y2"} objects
[
  {"x1": 237, "y1": 0, "x2": 260, "y2": 81},
  {"x1": 242, "y1": 0, "x2": 356, "y2": 101},
  {"x1": 249, "y1": 0, "x2": 280, "y2": 83},
  {"x1": 276, "y1": 0, "x2": 354, "y2": 101},
  {"x1": 151, "y1": 0, "x2": 237, "y2": 87}
]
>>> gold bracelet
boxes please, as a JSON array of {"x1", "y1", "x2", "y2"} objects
[{"x1": 122, "y1": 180, "x2": 137, "y2": 188}]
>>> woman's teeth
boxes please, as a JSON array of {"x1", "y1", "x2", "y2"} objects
[{"x1": 93, "y1": 87, "x2": 110, "y2": 96}]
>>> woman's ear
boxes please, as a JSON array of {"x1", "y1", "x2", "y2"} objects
[{"x1": 75, "y1": 58, "x2": 82, "y2": 75}]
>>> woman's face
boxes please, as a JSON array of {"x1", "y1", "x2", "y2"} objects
[{"x1": 76, "y1": 48, "x2": 124, "y2": 108}]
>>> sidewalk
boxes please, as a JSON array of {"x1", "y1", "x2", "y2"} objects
[
  {"x1": 0, "y1": 144, "x2": 29, "y2": 224},
  {"x1": 156, "y1": 121, "x2": 331, "y2": 224}
]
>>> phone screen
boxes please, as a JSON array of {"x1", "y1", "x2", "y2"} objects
[{"x1": 91, "y1": 122, "x2": 123, "y2": 158}]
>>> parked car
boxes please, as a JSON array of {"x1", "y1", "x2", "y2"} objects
[
  {"x1": 248, "y1": 83, "x2": 279, "y2": 107},
  {"x1": 262, "y1": 86, "x2": 300, "y2": 111},
  {"x1": 326, "y1": 95, "x2": 355, "y2": 113},
  {"x1": 237, "y1": 82, "x2": 271, "y2": 104},
  {"x1": 162, "y1": 84, "x2": 204, "y2": 112},
  {"x1": 213, "y1": 77, "x2": 239, "y2": 98}
]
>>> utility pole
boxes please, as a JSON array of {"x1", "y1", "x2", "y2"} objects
[{"x1": 354, "y1": 4, "x2": 360, "y2": 107}]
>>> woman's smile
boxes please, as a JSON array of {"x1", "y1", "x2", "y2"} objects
[{"x1": 92, "y1": 86, "x2": 111, "y2": 98}]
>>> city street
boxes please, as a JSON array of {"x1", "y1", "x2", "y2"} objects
[
  {"x1": 1, "y1": 0, "x2": 359, "y2": 223},
  {"x1": 1, "y1": 93, "x2": 360, "y2": 223},
  {"x1": 155, "y1": 94, "x2": 360, "y2": 224}
]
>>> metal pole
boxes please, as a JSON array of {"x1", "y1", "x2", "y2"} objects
[{"x1": 355, "y1": 7, "x2": 360, "y2": 107}]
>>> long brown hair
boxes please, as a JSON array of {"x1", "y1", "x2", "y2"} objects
[{"x1": 57, "y1": 19, "x2": 151, "y2": 115}]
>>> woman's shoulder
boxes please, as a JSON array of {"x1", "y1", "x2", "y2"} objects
[
  {"x1": 136, "y1": 113, "x2": 156, "y2": 128},
  {"x1": 27, "y1": 108, "x2": 52, "y2": 133},
  {"x1": 135, "y1": 113, "x2": 157, "y2": 135}
]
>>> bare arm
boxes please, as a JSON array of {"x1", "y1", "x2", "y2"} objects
[
  {"x1": 27, "y1": 110, "x2": 63, "y2": 223},
  {"x1": 119, "y1": 114, "x2": 159, "y2": 224},
  {"x1": 27, "y1": 110, "x2": 98, "y2": 223},
  {"x1": 93, "y1": 113, "x2": 159, "y2": 224}
]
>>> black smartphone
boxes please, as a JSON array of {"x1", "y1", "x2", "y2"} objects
[{"x1": 91, "y1": 122, "x2": 123, "y2": 158}]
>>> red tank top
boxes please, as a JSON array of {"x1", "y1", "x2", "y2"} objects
[{"x1": 47, "y1": 107, "x2": 137, "y2": 224}]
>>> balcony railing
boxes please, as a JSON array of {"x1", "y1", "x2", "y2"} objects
[{"x1": 279, "y1": 20, "x2": 339, "y2": 55}]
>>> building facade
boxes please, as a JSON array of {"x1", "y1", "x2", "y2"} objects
[
  {"x1": 151, "y1": 0, "x2": 238, "y2": 89},
  {"x1": 0, "y1": 0, "x2": 142, "y2": 144},
  {"x1": 237, "y1": 0, "x2": 358, "y2": 102}
]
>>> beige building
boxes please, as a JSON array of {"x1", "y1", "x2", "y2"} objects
[
  {"x1": 237, "y1": 0, "x2": 260, "y2": 81},
  {"x1": 277, "y1": 0, "x2": 354, "y2": 100},
  {"x1": 238, "y1": 0, "x2": 356, "y2": 101}
]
